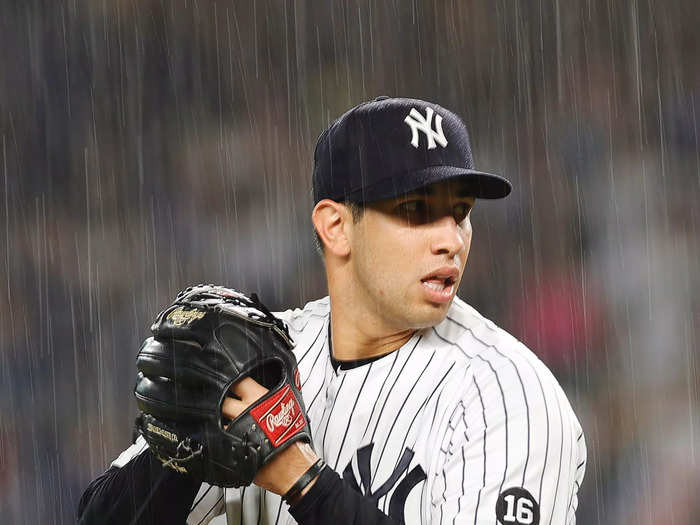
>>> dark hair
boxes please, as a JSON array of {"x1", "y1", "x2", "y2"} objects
[{"x1": 313, "y1": 201, "x2": 365, "y2": 257}]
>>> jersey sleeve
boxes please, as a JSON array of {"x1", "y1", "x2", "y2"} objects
[{"x1": 429, "y1": 348, "x2": 586, "y2": 524}]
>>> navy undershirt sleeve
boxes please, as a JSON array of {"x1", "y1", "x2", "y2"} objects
[
  {"x1": 79, "y1": 451, "x2": 402, "y2": 524},
  {"x1": 77, "y1": 448, "x2": 201, "y2": 525},
  {"x1": 289, "y1": 466, "x2": 401, "y2": 525}
]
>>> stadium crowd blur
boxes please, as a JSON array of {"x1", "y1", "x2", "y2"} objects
[{"x1": 1, "y1": 1, "x2": 698, "y2": 523}]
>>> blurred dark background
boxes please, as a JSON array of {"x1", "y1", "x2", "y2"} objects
[{"x1": 0, "y1": 1, "x2": 698, "y2": 523}]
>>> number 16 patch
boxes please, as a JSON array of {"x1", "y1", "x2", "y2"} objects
[{"x1": 495, "y1": 487, "x2": 540, "y2": 524}]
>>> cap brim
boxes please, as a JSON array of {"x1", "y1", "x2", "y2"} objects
[{"x1": 343, "y1": 165, "x2": 512, "y2": 202}]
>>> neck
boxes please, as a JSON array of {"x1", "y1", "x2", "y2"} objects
[
  {"x1": 327, "y1": 294, "x2": 415, "y2": 362},
  {"x1": 324, "y1": 255, "x2": 416, "y2": 361}
]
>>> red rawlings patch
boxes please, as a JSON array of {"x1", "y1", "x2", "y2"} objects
[
  {"x1": 249, "y1": 385, "x2": 306, "y2": 447},
  {"x1": 294, "y1": 369, "x2": 301, "y2": 390}
]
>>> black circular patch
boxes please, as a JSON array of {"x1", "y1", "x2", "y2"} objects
[{"x1": 495, "y1": 487, "x2": 540, "y2": 524}]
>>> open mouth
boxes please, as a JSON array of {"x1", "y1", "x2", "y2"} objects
[
  {"x1": 420, "y1": 274, "x2": 458, "y2": 303},
  {"x1": 421, "y1": 275, "x2": 456, "y2": 291},
  {"x1": 420, "y1": 266, "x2": 460, "y2": 302}
]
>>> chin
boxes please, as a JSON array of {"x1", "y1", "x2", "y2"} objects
[{"x1": 410, "y1": 301, "x2": 451, "y2": 329}]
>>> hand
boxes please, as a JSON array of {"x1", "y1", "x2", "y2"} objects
[
  {"x1": 135, "y1": 285, "x2": 312, "y2": 488},
  {"x1": 222, "y1": 378, "x2": 320, "y2": 497}
]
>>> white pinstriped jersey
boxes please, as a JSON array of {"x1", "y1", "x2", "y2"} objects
[{"x1": 113, "y1": 296, "x2": 586, "y2": 524}]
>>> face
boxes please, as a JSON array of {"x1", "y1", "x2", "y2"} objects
[{"x1": 348, "y1": 179, "x2": 475, "y2": 331}]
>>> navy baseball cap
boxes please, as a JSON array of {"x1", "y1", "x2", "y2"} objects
[{"x1": 312, "y1": 96, "x2": 511, "y2": 204}]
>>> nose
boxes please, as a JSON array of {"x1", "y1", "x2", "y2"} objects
[{"x1": 430, "y1": 216, "x2": 466, "y2": 257}]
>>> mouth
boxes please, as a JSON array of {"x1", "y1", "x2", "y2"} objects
[{"x1": 420, "y1": 267, "x2": 460, "y2": 303}]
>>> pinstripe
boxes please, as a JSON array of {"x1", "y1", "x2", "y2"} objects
[
  {"x1": 427, "y1": 387, "x2": 446, "y2": 441},
  {"x1": 240, "y1": 486, "x2": 246, "y2": 525},
  {"x1": 306, "y1": 341, "x2": 331, "y2": 412},
  {"x1": 320, "y1": 373, "x2": 348, "y2": 453},
  {"x1": 547, "y1": 389, "x2": 565, "y2": 525},
  {"x1": 189, "y1": 484, "x2": 214, "y2": 514},
  {"x1": 517, "y1": 362, "x2": 532, "y2": 486},
  {"x1": 306, "y1": 364, "x2": 329, "y2": 412},
  {"x1": 458, "y1": 448, "x2": 466, "y2": 525},
  {"x1": 420, "y1": 480, "x2": 425, "y2": 525},
  {"x1": 536, "y1": 367, "x2": 551, "y2": 512},
  {"x1": 472, "y1": 375, "x2": 487, "y2": 525},
  {"x1": 297, "y1": 319, "x2": 327, "y2": 367},
  {"x1": 273, "y1": 497, "x2": 284, "y2": 525},
  {"x1": 441, "y1": 470, "x2": 448, "y2": 502},
  {"x1": 299, "y1": 326, "x2": 328, "y2": 386},
  {"x1": 257, "y1": 488, "x2": 263, "y2": 525},
  {"x1": 564, "y1": 413, "x2": 576, "y2": 523},
  {"x1": 195, "y1": 492, "x2": 224, "y2": 525},
  {"x1": 333, "y1": 363, "x2": 374, "y2": 469},
  {"x1": 431, "y1": 327, "x2": 474, "y2": 359},
  {"x1": 566, "y1": 467, "x2": 579, "y2": 520},
  {"x1": 459, "y1": 401, "x2": 469, "y2": 442},
  {"x1": 568, "y1": 479, "x2": 581, "y2": 522}
]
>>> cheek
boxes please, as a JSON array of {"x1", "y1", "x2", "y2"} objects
[
  {"x1": 354, "y1": 230, "x2": 391, "y2": 289},
  {"x1": 361, "y1": 230, "x2": 413, "y2": 293},
  {"x1": 460, "y1": 221, "x2": 473, "y2": 264}
]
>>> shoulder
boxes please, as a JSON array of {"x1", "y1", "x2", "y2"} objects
[
  {"x1": 434, "y1": 297, "x2": 579, "y2": 420},
  {"x1": 433, "y1": 296, "x2": 520, "y2": 355},
  {"x1": 435, "y1": 296, "x2": 549, "y2": 375},
  {"x1": 274, "y1": 296, "x2": 329, "y2": 324},
  {"x1": 428, "y1": 296, "x2": 526, "y2": 371},
  {"x1": 274, "y1": 296, "x2": 330, "y2": 344}
]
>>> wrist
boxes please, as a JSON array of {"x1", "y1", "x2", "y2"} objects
[
  {"x1": 286, "y1": 474, "x2": 319, "y2": 506},
  {"x1": 283, "y1": 458, "x2": 326, "y2": 506},
  {"x1": 254, "y1": 441, "x2": 320, "y2": 495}
]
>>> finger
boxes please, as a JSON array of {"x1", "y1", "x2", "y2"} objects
[
  {"x1": 230, "y1": 376, "x2": 268, "y2": 403},
  {"x1": 221, "y1": 396, "x2": 247, "y2": 420}
]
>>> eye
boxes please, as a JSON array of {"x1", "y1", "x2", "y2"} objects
[
  {"x1": 396, "y1": 200, "x2": 429, "y2": 223},
  {"x1": 397, "y1": 200, "x2": 426, "y2": 215},
  {"x1": 453, "y1": 202, "x2": 472, "y2": 223},
  {"x1": 402, "y1": 201, "x2": 419, "y2": 213}
]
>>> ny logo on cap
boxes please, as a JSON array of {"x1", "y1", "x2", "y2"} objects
[{"x1": 404, "y1": 107, "x2": 448, "y2": 150}]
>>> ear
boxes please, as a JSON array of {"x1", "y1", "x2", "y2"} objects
[{"x1": 312, "y1": 200, "x2": 352, "y2": 257}]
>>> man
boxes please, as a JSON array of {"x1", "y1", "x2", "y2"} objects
[{"x1": 78, "y1": 97, "x2": 586, "y2": 524}]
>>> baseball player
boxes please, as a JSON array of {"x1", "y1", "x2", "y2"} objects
[{"x1": 78, "y1": 97, "x2": 586, "y2": 524}]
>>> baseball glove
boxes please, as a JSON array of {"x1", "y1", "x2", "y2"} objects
[{"x1": 133, "y1": 284, "x2": 311, "y2": 488}]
